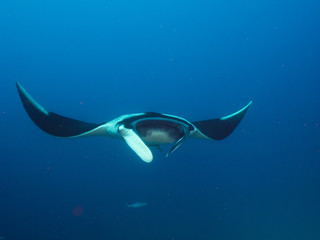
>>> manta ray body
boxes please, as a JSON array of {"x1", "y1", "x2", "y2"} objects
[{"x1": 16, "y1": 82, "x2": 252, "y2": 163}]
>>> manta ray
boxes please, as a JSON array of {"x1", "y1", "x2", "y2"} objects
[{"x1": 16, "y1": 82, "x2": 252, "y2": 163}]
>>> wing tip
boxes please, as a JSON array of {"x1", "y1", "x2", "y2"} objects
[
  {"x1": 220, "y1": 101, "x2": 252, "y2": 121},
  {"x1": 16, "y1": 81, "x2": 50, "y2": 116}
]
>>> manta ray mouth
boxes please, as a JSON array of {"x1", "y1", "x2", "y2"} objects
[
  {"x1": 134, "y1": 119, "x2": 188, "y2": 145},
  {"x1": 139, "y1": 130, "x2": 179, "y2": 145}
]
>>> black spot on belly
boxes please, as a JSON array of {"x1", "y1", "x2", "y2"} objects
[{"x1": 135, "y1": 120, "x2": 185, "y2": 139}]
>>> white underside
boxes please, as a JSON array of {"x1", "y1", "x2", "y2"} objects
[
  {"x1": 67, "y1": 113, "x2": 208, "y2": 162},
  {"x1": 141, "y1": 130, "x2": 176, "y2": 145}
]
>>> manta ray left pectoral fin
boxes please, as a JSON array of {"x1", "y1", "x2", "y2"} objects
[
  {"x1": 192, "y1": 101, "x2": 252, "y2": 140},
  {"x1": 16, "y1": 81, "x2": 105, "y2": 138},
  {"x1": 118, "y1": 125, "x2": 153, "y2": 163}
]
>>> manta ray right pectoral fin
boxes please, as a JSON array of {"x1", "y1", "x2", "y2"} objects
[
  {"x1": 118, "y1": 125, "x2": 153, "y2": 163},
  {"x1": 16, "y1": 81, "x2": 105, "y2": 138}
]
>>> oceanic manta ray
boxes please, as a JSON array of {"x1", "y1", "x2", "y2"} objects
[{"x1": 16, "y1": 82, "x2": 252, "y2": 163}]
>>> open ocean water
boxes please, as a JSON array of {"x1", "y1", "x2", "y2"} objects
[{"x1": 0, "y1": 0, "x2": 319, "y2": 239}]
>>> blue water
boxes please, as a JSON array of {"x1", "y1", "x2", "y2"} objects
[{"x1": 1, "y1": 1, "x2": 320, "y2": 239}]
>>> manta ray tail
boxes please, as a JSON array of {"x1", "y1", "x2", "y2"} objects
[
  {"x1": 16, "y1": 82, "x2": 103, "y2": 137},
  {"x1": 192, "y1": 101, "x2": 252, "y2": 140}
]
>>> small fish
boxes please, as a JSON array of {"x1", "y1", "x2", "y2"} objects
[{"x1": 126, "y1": 202, "x2": 148, "y2": 208}]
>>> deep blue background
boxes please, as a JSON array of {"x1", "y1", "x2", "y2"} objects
[{"x1": 1, "y1": 0, "x2": 319, "y2": 239}]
